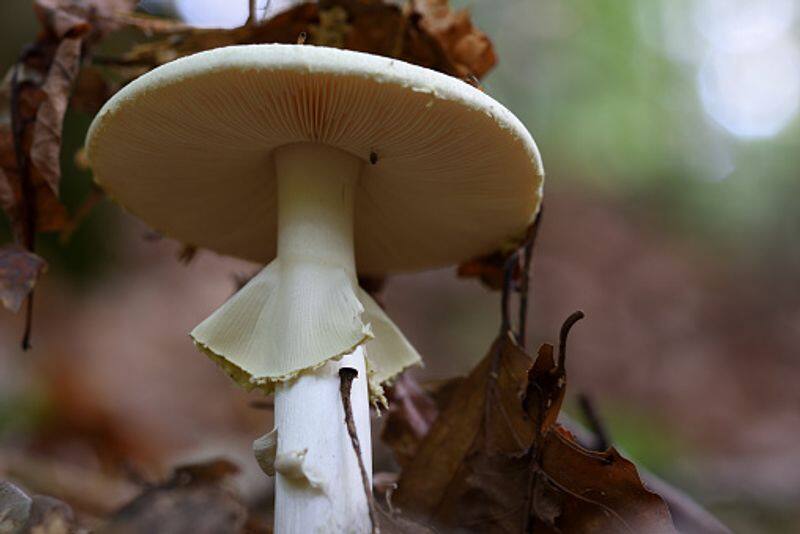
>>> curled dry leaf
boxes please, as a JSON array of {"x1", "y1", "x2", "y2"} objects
[
  {"x1": 392, "y1": 314, "x2": 677, "y2": 533},
  {"x1": 29, "y1": 36, "x2": 83, "y2": 196},
  {"x1": 376, "y1": 502, "x2": 437, "y2": 534},
  {"x1": 458, "y1": 208, "x2": 543, "y2": 291},
  {"x1": 457, "y1": 247, "x2": 522, "y2": 291},
  {"x1": 393, "y1": 331, "x2": 536, "y2": 529},
  {"x1": 85, "y1": 0, "x2": 496, "y2": 104},
  {"x1": 0, "y1": 481, "x2": 79, "y2": 534},
  {"x1": 410, "y1": 0, "x2": 497, "y2": 78},
  {"x1": 0, "y1": 0, "x2": 145, "y2": 344},
  {"x1": 0, "y1": 244, "x2": 47, "y2": 313},
  {"x1": 99, "y1": 459, "x2": 246, "y2": 534},
  {"x1": 381, "y1": 372, "x2": 440, "y2": 468},
  {"x1": 0, "y1": 481, "x2": 33, "y2": 532}
]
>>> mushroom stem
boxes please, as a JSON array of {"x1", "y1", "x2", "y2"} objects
[
  {"x1": 274, "y1": 346, "x2": 372, "y2": 533},
  {"x1": 272, "y1": 143, "x2": 372, "y2": 533}
]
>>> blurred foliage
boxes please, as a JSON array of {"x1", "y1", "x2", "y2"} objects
[{"x1": 461, "y1": 0, "x2": 800, "y2": 269}]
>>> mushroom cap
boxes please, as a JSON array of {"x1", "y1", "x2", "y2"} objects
[{"x1": 87, "y1": 44, "x2": 543, "y2": 274}]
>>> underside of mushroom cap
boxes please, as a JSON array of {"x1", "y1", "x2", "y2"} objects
[{"x1": 86, "y1": 44, "x2": 544, "y2": 275}]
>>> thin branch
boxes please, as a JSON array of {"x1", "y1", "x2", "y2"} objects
[
  {"x1": 246, "y1": 0, "x2": 257, "y2": 25},
  {"x1": 577, "y1": 393, "x2": 610, "y2": 451},
  {"x1": 22, "y1": 297, "x2": 34, "y2": 350},
  {"x1": 499, "y1": 250, "x2": 518, "y2": 336},
  {"x1": 557, "y1": 310, "x2": 585, "y2": 371},
  {"x1": 518, "y1": 206, "x2": 543, "y2": 348},
  {"x1": 339, "y1": 367, "x2": 378, "y2": 534}
]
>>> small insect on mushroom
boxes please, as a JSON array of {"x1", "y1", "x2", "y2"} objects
[{"x1": 85, "y1": 44, "x2": 543, "y2": 534}]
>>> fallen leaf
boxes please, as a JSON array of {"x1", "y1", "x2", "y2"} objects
[
  {"x1": 458, "y1": 208, "x2": 542, "y2": 291},
  {"x1": 30, "y1": 36, "x2": 84, "y2": 196},
  {"x1": 525, "y1": 427, "x2": 676, "y2": 533},
  {"x1": 0, "y1": 481, "x2": 80, "y2": 534},
  {"x1": 381, "y1": 372, "x2": 441, "y2": 469},
  {"x1": 92, "y1": 0, "x2": 495, "y2": 91},
  {"x1": 0, "y1": 481, "x2": 33, "y2": 532},
  {"x1": 394, "y1": 314, "x2": 677, "y2": 533},
  {"x1": 99, "y1": 459, "x2": 246, "y2": 534},
  {"x1": 410, "y1": 0, "x2": 497, "y2": 78},
  {"x1": 376, "y1": 501, "x2": 437, "y2": 534},
  {"x1": 24, "y1": 495, "x2": 78, "y2": 534},
  {"x1": 457, "y1": 248, "x2": 520, "y2": 291},
  {"x1": 33, "y1": 0, "x2": 92, "y2": 39},
  {"x1": 0, "y1": 244, "x2": 47, "y2": 313},
  {"x1": 393, "y1": 331, "x2": 535, "y2": 527}
]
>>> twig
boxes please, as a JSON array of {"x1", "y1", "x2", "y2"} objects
[
  {"x1": 339, "y1": 367, "x2": 378, "y2": 534},
  {"x1": 246, "y1": 0, "x2": 258, "y2": 25},
  {"x1": 249, "y1": 399, "x2": 274, "y2": 410},
  {"x1": 577, "y1": 393, "x2": 609, "y2": 451},
  {"x1": 22, "y1": 297, "x2": 34, "y2": 350},
  {"x1": 557, "y1": 310, "x2": 584, "y2": 371},
  {"x1": 517, "y1": 207, "x2": 543, "y2": 348},
  {"x1": 500, "y1": 207, "x2": 544, "y2": 346},
  {"x1": 499, "y1": 251, "x2": 517, "y2": 335}
]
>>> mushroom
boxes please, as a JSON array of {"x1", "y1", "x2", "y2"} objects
[{"x1": 86, "y1": 44, "x2": 543, "y2": 532}]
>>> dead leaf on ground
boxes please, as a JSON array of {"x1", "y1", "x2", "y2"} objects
[
  {"x1": 99, "y1": 458, "x2": 247, "y2": 534},
  {"x1": 0, "y1": 244, "x2": 47, "y2": 312},
  {"x1": 381, "y1": 372, "x2": 440, "y2": 469},
  {"x1": 376, "y1": 501, "x2": 437, "y2": 534},
  {"x1": 0, "y1": 481, "x2": 33, "y2": 532},
  {"x1": 392, "y1": 313, "x2": 677, "y2": 533},
  {"x1": 393, "y1": 331, "x2": 536, "y2": 529},
  {"x1": 0, "y1": 481, "x2": 79, "y2": 534}
]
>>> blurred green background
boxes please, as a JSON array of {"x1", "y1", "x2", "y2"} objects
[{"x1": 1, "y1": 1, "x2": 799, "y2": 532}]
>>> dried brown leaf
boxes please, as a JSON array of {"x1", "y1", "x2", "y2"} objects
[
  {"x1": 394, "y1": 316, "x2": 677, "y2": 533},
  {"x1": 0, "y1": 481, "x2": 80, "y2": 534},
  {"x1": 393, "y1": 331, "x2": 535, "y2": 527},
  {"x1": 34, "y1": 0, "x2": 92, "y2": 39},
  {"x1": 30, "y1": 36, "x2": 83, "y2": 195},
  {"x1": 24, "y1": 495, "x2": 78, "y2": 534},
  {"x1": 99, "y1": 459, "x2": 246, "y2": 534},
  {"x1": 95, "y1": 0, "x2": 495, "y2": 92},
  {"x1": 457, "y1": 249, "x2": 518, "y2": 291},
  {"x1": 458, "y1": 210, "x2": 542, "y2": 291},
  {"x1": 381, "y1": 372, "x2": 440, "y2": 468},
  {"x1": 35, "y1": 0, "x2": 138, "y2": 41},
  {"x1": 0, "y1": 481, "x2": 33, "y2": 532},
  {"x1": 527, "y1": 426, "x2": 676, "y2": 533},
  {"x1": 0, "y1": 244, "x2": 47, "y2": 312},
  {"x1": 376, "y1": 501, "x2": 437, "y2": 534},
  {"x1": 411, "y1": 0, "x2": 497, "y2": 78}
]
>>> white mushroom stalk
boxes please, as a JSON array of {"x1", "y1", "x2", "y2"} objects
[
  {"x1": 193, "y1": 143, "x2": 390, "y2": 531},
  {"x1": 273, "y1": 143, "x2": 371, "y2": 531}
]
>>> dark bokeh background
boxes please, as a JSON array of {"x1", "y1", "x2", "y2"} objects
[{"x1": 1, "y1": 1, "x2": 799, "y2": 532}]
